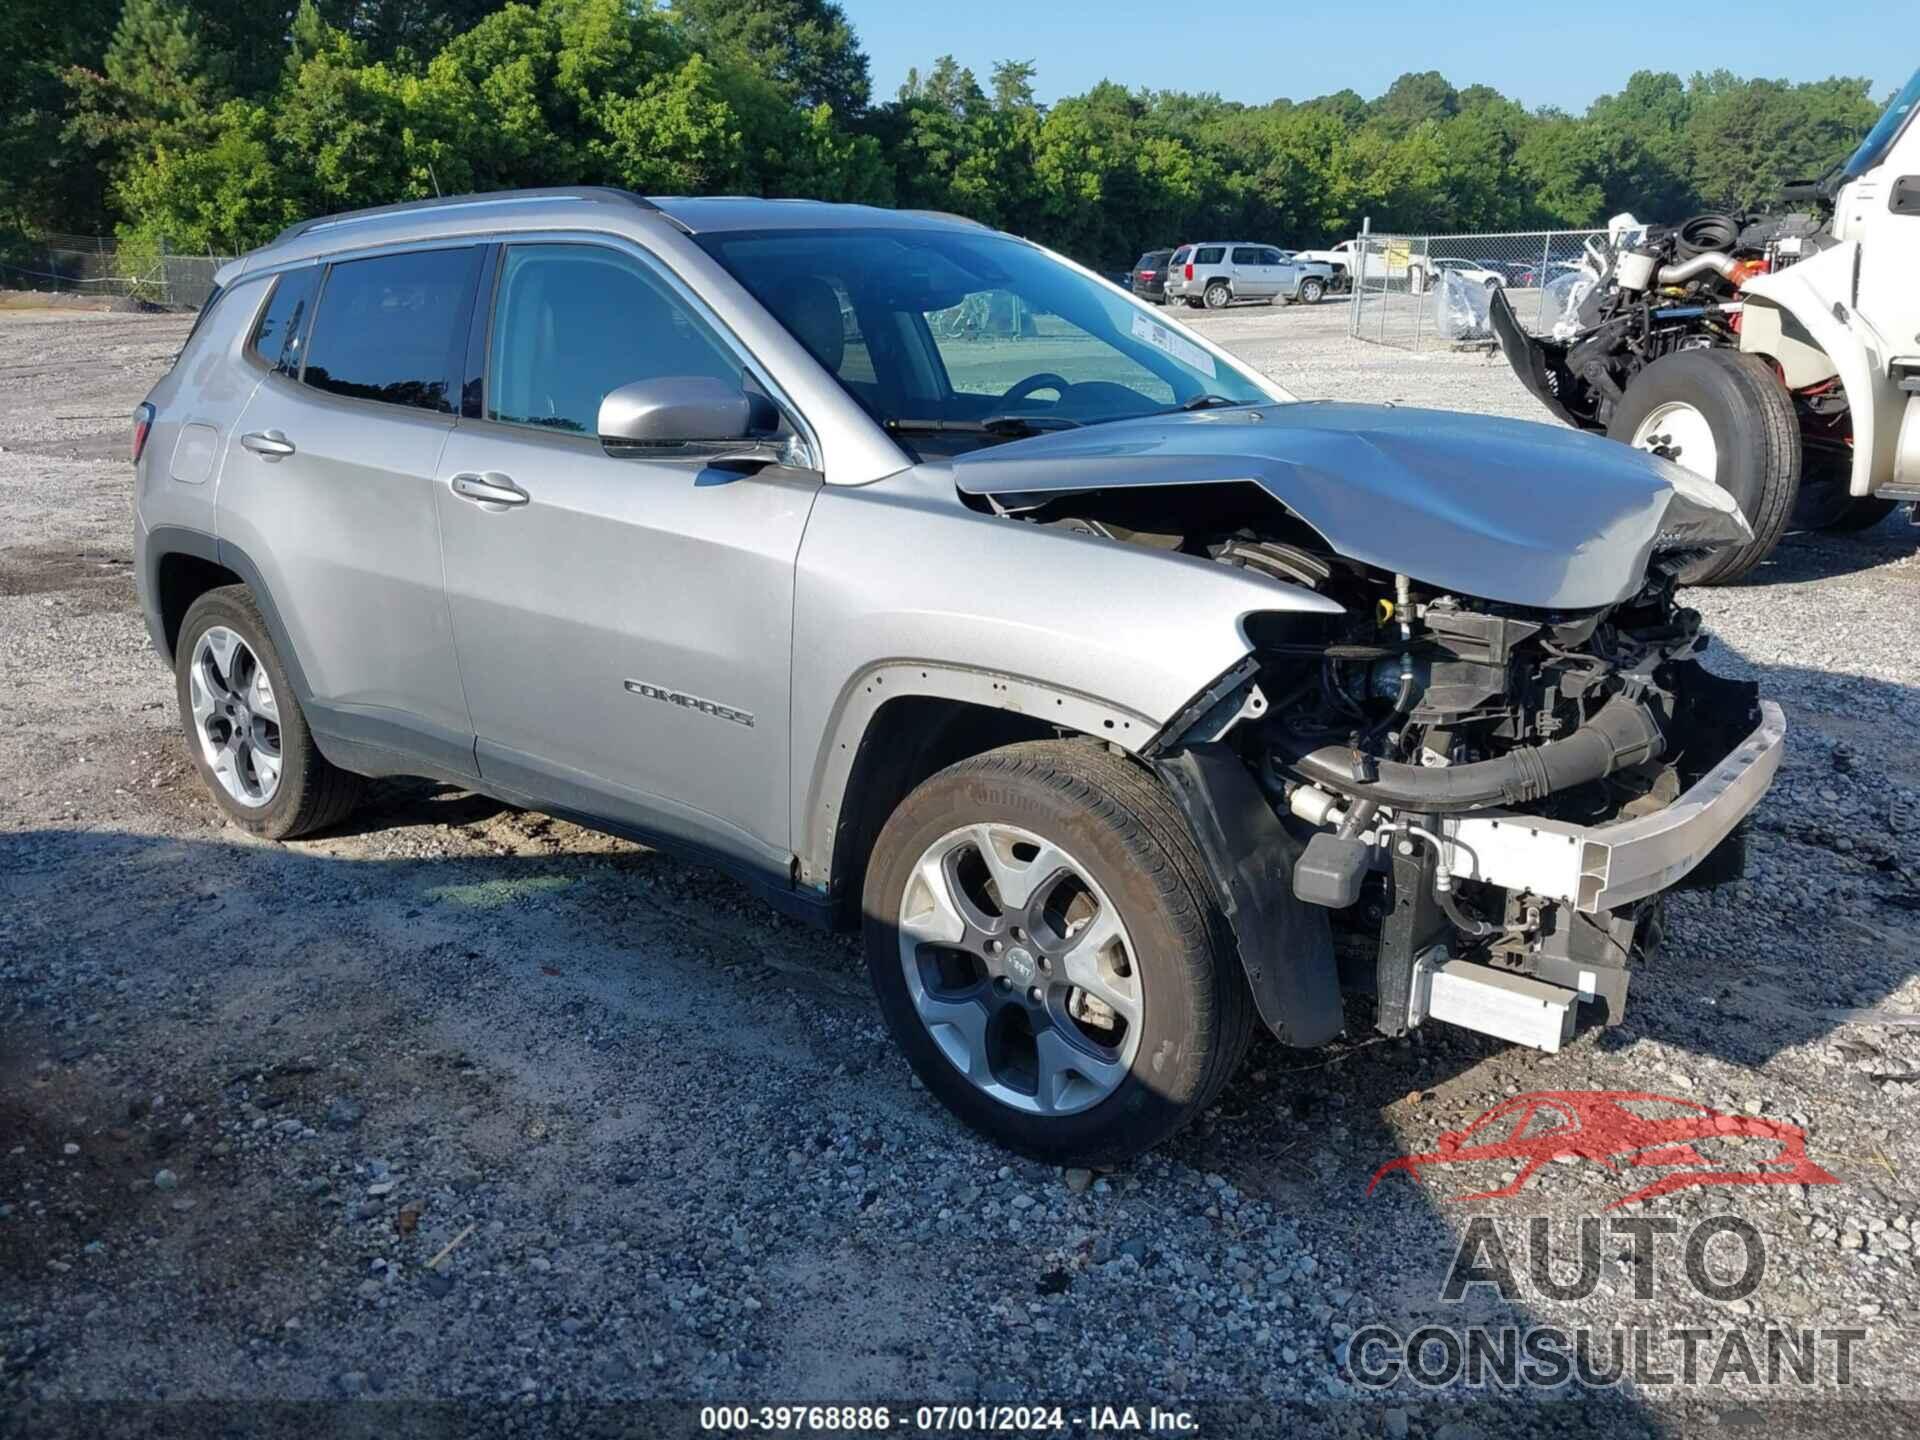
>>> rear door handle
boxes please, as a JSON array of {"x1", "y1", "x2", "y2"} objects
[
  {"x1": 450, "y1": 472, "x2": 529, "y2": 508},
  {"x1": 241, "y1": 430, "x2": 295, "y2": 461}
]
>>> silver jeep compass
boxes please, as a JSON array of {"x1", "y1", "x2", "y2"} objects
[{"x1": 134, "y1": 187, "x2": 1782, "y2": 1163}]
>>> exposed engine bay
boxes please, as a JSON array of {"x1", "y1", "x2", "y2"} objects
[
  {"x1": 1000, "y1": 480, "x2": 1775, "y2": 1053},
  {"x1": 1495, "y1": 209, "x2": 1833, "y2": 437}
]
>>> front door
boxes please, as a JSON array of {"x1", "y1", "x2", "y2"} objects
[
  {"x1": 433, "y1": 240, "x2": 820, "y2": 873},
  {"x1": 1230, "y1": 247, "x2": 1273, "y2": 298}
]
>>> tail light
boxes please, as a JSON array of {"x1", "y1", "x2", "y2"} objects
[
  {"x1": 131, "y1": 403, "x2": 155, "y2": 465},
  {"x1": 1184, "y1": 262, "x2": 1194, "y2": 281}
]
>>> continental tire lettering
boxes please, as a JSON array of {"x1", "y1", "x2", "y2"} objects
[{"x1": 623, "y1": 680, "x2": 755, "y2": 728}]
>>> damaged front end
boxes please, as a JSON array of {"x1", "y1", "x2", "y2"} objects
[
  {"x1": 1153, "y1": 566, "x2": 1782, "y2": 1055},
  {"x1": 955, "y1": 409, "x2": 1782, "y2": 1053}
]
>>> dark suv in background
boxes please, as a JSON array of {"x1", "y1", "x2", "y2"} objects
[{"x1": 1130, "y1": 249, "x2": 1174, "y2": 304}]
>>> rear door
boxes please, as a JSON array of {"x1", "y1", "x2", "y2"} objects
[
  {"x1": 432, "y1": 238, "x2": 820, "y2": 872},
  {"x1": 216, "y1": 245, "x2": 482, "y2": 776}
]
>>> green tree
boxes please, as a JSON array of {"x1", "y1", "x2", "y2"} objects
[
  {"x1": 1373, "y1": 71, "x2": 1458, "y2": 134},
  {"x1": 675, "y1": 0, "x2": 869, "y2": 117},
  {"x1": 0, "y1": 0, "x2": 118, "y2": 237},
  {"x1": 1686, "y1": 71, "x2": 1879, "y2": 208}
]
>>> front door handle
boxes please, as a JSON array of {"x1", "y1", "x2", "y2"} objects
[
  {"x1": 241, "y1": 430, "x2": 295, "y2": 461},
  {"x1": 450, "y1": 472, "x2": 530, "y2": 508}
]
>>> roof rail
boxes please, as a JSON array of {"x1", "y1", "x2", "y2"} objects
[{"x1": 270, "y1": 187, "x2": 659, "y2": 247}]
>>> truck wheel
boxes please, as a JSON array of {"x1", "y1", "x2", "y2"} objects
[
  {"x1": 175, "y1": 586, "x2": 362, "y2": 839},
  {"x1": 1821, "y1": 497, "x2": 1899, "y2": 532},
  {"x1": 863, "y1": 740, "x2": 1254, "y2": 1165},
  {"x1": 1299, "y1": 277, "x2": 1326, "y2": 305},
  {"x1": 1606, "y1": 349, "x2": 1800, "y2": 586},
  {"x1": 1203, "y1": 282, "x2": 1232, "y2": 310}
]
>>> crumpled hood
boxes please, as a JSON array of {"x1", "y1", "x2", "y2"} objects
[{"x1": 951, "y1": 402, "x2": 1750, "y2": 609}]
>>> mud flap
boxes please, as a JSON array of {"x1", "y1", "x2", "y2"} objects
[
  {"x1": 1154, "y1": 743, "x2": 1344, "y2": 1048},
  {"x1": 1489, "y1": 288, "x2": 1586, "y2": 431}
]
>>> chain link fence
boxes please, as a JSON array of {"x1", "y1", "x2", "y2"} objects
[
  {"x1": 1, "y1": 232, "x2": 232, "y2": 309},
  {"x1": 1347, "y1": 228, "x2": 1608, "y2": 351}
]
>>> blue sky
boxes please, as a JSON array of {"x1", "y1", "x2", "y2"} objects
[{"x1": 842, "y1": 2, "x2": 1915, "y2": 114}]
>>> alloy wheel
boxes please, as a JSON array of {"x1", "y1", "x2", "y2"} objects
[
  {"x1": 188, "y1": 626, "x2": 283, "y2": 808},
  {"x1": 896, "y1": 823, "x2": 1143, "y2": 1115}
]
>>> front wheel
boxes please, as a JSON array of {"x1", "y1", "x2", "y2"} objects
[
  {"x1": 1299, "y1": 277, "x2": 1326, "y2": 304},
  {"x1": 1606, "y1": 349, "x2": 1800, "y2": 586},
  {"x1": 175, "y1": 586, "x2": 362, "y2": 839},
  {"x1": 863, "y1": 740, "x2": 1254, "y2": 1165}
]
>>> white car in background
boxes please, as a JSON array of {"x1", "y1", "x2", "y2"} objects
[{"x1": 1411, "y1": 256, "x2": 1508, "y2": 293}]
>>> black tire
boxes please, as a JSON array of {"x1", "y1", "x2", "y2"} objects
[
  {"x1": 175, "y1": 586, "x2": 362, "y2": 840},
  {"x1": 1821, "y1": 496, "x2": 1899, "y2": 532},
  {"x1": 1203, "y1": 282, "x2": 1232, "y2": 310},
  {"x1": 863, "y1": 739, "x2": 1255, "y2": 1165},
  {"x1": 1299, "y1": 277, "x2": 1326, "y2": 304},
  {"x1": 1604, "y1": 349, "x2": 1800, "y2": 586}
]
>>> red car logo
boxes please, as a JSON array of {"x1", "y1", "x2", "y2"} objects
[{"x1": 1368, "y1": 1091, "x2": 1839, "y2": 1209}]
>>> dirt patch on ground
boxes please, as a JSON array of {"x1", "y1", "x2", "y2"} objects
[{"x1": 0, "y1": 543, "x2": 135, "y2": 612}]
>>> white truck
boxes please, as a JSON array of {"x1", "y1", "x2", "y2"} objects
[
  {"x1": 1294, "y1": 236, "x2": 1437, "y2": 293},
  {"x1": 1494, "y1": 64, "x2": 1920, "y2": 583}
]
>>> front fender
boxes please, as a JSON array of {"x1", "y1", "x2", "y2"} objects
[
  {"x1": 788, "y1": 465, "x2": 1342, "y2": 887},
  {"x1": 1740, "y1": 243, "x2": 1899, "y2": 495}
]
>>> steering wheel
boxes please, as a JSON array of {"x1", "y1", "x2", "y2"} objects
[{"x1": 999, "y1": 372, "x2": 1071, "y2": 407}]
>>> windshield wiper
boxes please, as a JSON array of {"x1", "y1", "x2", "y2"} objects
[{"x1": 884, "y1": 415, "x2": 1083, "y2": 438}]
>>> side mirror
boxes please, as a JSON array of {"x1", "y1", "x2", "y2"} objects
[{"x1": 597, "y1": 377, "x2": 798, "y2": 471}]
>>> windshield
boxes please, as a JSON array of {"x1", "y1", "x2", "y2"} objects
[
  {"x1": 1845, "y1": 66, "x2": 1920, "y2": 180},
  {"x1": 696, "y1": 227, "x2": 1273, "y2": 449}
]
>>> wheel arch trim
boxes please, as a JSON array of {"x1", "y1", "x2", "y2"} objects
[{"x1": 797, "y1": 661, "x2": 1156, "y2": 894}]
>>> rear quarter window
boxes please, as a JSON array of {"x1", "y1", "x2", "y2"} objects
[
  {"x1": 249, "y1": 269, "x2": 319, "y2": 377},
  {"x1": 1195, "y1": 246, "x2": 1225, "y2": 264},
  {"x1": 302, "y1": 248, "x2": 482, "y2": 413}
]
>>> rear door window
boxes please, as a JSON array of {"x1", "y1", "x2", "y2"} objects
[
  {"x1": 249, "y1": 268, "x2": 318, "y2": 377},
  {"x1": 302, "y1": 248, "x2": 481, "y2": 413}
]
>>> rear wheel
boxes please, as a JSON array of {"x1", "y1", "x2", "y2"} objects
[
  {"x1": 1606, "y1": 349, "x2": 1800, "y2": 586},
  {"x1": 175, "y1": 586, "x2": 362, "y2": 839},
  {"x1": 1203, "y1": 282, "x2": 1232, "y2": 310},
  {"x1": 863, "y1": 740, "x2": 1254, "y2": 1165}
]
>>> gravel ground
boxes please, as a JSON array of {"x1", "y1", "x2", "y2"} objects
[{"x1": 4, "y1": 301, "x2": 1920, "y2": 1437}]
